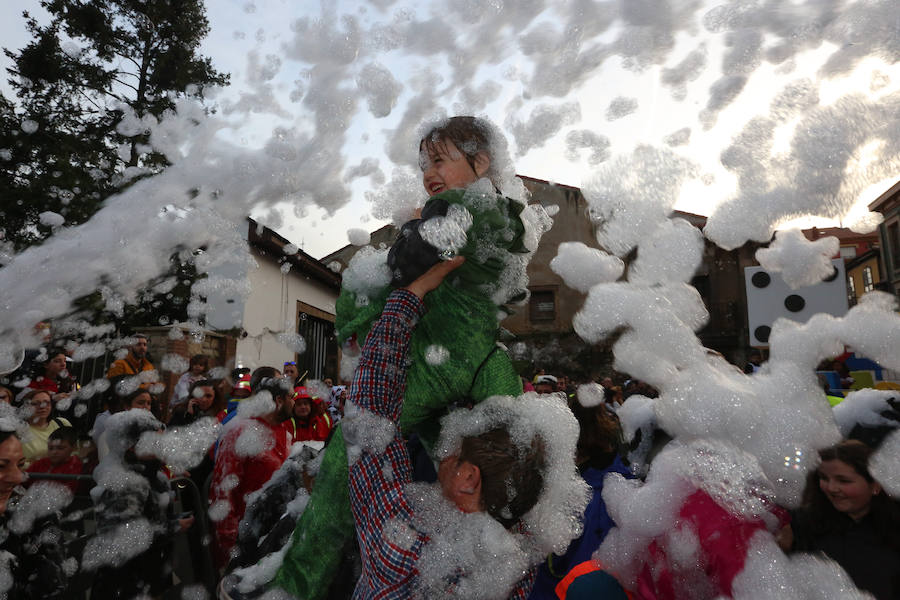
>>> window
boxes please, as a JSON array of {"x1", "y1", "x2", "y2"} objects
[
  {"x1": 847, "y1": 275, "x2": 856, "y2": 305},
  {"x1": 862, "y1": 266, "x2": 874, "y2": 293},
  {"x1": 529, "y1": 289, "x2": 556, "y2": 322},
  {"x1": 295, "y1": 302, "x2": 338, "y2": 380},
  {"x1": 839, "y1": 246, "x2": 857, "y2": 259}
]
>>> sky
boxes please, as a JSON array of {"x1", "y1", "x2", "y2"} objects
[{"x1": 2, "y1": 0, "x2": 899, "y2": 259}]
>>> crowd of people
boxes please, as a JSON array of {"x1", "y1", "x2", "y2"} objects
[{"x1": 0, "y1": 332, "x2": 350, "y2": 598}]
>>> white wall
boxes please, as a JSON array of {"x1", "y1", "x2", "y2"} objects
[{"x1": 235, "y1": 247, "x2": 337, "y2": 370}]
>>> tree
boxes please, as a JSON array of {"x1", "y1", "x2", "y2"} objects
[{"x1": 0, "y1": 0, "x2": 229, "y2": 252}]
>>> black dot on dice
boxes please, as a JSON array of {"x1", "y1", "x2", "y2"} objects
[
  {"x1": 784, "y1": 294, "x2": 805, "y2": 312},
  {"x1": 823, "y1": 266, "x2": 839, "y2": 282},
  {"x1": 754, "y1": 325, "x2": 771, "y2": 343},
  {"x1": 751, "y1": 272, "x2": 771, "y2": 288}
]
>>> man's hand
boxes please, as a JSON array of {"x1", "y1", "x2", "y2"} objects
[{"x1": 404, "y1": 256, "x2": 465, "y2": 300}]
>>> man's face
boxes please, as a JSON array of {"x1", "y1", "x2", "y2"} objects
[
  {"x1": 132, "y1": 337, "x2": 148, "y2": 359},
  {"x1": 323, "y1": 378, "x2": 333, "y2": 388},
  {"x1": 193, "y1": 386, "x2": 215, "y2": 411},
  {"x1": 276, "y1": 392, "x2": 295, "y2": 423},
  {"x1": 283, "y1": 364, "x2": 299, "y2": 380},
  {"x1": 534, "y1": 383, "x2": 554, "y2": 394},
  {"x1": 47, "y1": 439, "x2": 74, "y2": 466}
]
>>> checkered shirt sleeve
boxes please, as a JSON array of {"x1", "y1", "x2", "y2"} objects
[{"x1": 349, "y1": 290, "x2": 428, "y2": 598}]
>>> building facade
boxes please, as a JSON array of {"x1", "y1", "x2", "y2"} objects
[
  {"x1": 234, "y1": 219, "x2": 341, "y2": 378},
  {"x1": 869, "y1": 180, "x2": 900, "y2": 299}
]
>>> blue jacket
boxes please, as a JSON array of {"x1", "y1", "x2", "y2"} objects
[{"x1": 529, "y1": 455, "x2": 633, "y2": 599}]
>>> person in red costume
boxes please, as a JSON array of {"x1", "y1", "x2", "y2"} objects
[
  {"x1": 25, "y1": 426, "x2": 83, "y2": 494},
  {"x1": 208, "y1": 375, "x2": 295, "y2": 570},
  {"x1": 284, "y1": 386, "x2": 332, "y2": 443}
]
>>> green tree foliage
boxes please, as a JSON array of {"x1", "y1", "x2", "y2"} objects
[{"x1": 1, "y1": 0, "x2": 229, "y2": 252}]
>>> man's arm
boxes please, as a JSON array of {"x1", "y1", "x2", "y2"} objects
[
  {"x1": 347, "y1": 258, "x2": 464, "y2": 593},
  {"x1": 349, "y1": 256, "x2": 465, "y2": 423}
]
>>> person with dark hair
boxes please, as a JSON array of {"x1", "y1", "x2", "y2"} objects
[
  {"x1": 20, "y1": 389, "x2": 71, "y2": 466},
  {"x1": 209, "y1": 375, "x2": 294, "y2": 570},
  {"x1": 0, "y1": 430, "x2": 26, "y2": 515},
  {"x1": 25, "y1": 426, "x2": 83, "y2": 494},
  {"x1": 783, "y1": 440, "x2": 900, "y2": 599},
  {"x1": 530, "y1": 400, "x2": 632, "y2": 599},
  {"x1": 25, "y1": 347, "x2": 77, "y2": 400},
  {"x1": 170, "y1": 353, "x2": 210, "y2": 407},
  {"x1": 106, "y1": 333, "x2": 155, "y2": 378},
  {"x1": 0, "y1": 427, "x2": 71, "y2": 599},
  {"x1": 168, "y1": 379, "x2": 219, "y2": 427}
]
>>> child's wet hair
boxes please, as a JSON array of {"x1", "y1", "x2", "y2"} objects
[{"x1": 420, "y1": 116, "x2": 496, "y2": 184}]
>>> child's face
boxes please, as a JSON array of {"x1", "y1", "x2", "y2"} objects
[
  {"x1": 420, "y1": 139, "x2": 482, "y2": 197},
  {"x1": 130, "y1": 392, "x2": 152, "y2": 412},
  {"x1": 47, "y1": 439, "x2": 74, "y2": 466}
]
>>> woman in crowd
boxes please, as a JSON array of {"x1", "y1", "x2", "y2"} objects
[
  {"x1": 168, "y1": 379, "x2": 222, "y2": 427},
  {"x1": 784, "y1": 439, "x2": 900, "y2": 600},
  {"x1": 26, "y1": 347, "x2": 76, "y2": 398},
  {"x1": 20, "y1": 389, "x2": 72, "y2": 466},
  {"x1": 0, "y1": 386, "x2": 13, "y2": 404},
  {"x1": 0, "y1": 427, "x2": 69, "y2": 598}
]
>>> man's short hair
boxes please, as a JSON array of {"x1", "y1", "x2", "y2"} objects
[
  {"x1": 249, "y1": 366, "x2": 280, "y2": 391},
  {"x1": 49, "y1": 426, "x2": 78, "y2": 447},
  {"x1": 458, "y1": 428, "x2": 546, "y2": 529},
  {"x1": 255, "y1": 376, "x2": 293, "y2": 401}
]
